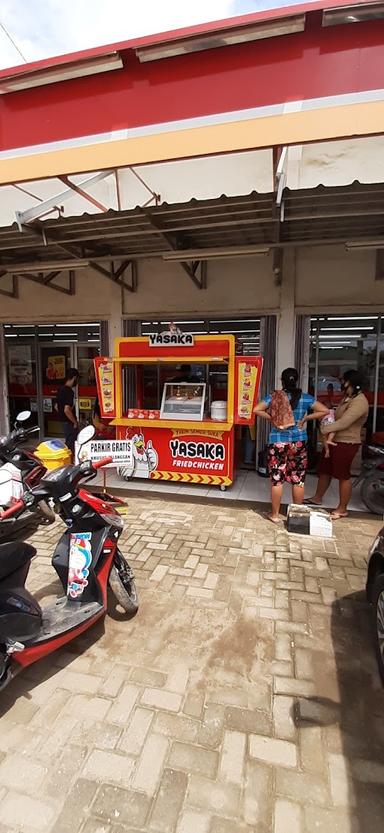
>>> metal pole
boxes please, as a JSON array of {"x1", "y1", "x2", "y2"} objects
[
  {"x1": 314, "y1": 318, "x2": 320, "y2": 400},
  {"x1": 0, "y1": 324, "x2": 10, "y2": 434},
  {"x1": 35, "y1": 327, "x2": 44, "y2": 439},
  {"x1": 373, "y1": 315, "x2": 382, "y2": 436}
]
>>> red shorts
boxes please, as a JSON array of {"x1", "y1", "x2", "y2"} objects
[{"x1": 317, "y1": 443, "x2": 360, "y2": 481}]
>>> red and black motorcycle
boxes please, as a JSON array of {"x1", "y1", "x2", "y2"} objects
[
  {"x1": 0, "y1": 410, "x2": 55, "y2": 541},
  {"x1": 0, "y1": 426, "x2": 138, "y2": 692}
]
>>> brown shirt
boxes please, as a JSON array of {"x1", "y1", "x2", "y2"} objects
[{"x1": 322, "y1": 391, "x2": 369, "y2": 444}]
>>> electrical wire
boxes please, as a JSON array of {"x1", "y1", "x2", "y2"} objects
[{"x1": 0, "y1": 20, "x2": 27, "y2": 63}]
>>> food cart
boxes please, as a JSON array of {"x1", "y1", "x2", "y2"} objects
[{"x1": 94, "y1": 333, "x2": 263, "y2": 489}]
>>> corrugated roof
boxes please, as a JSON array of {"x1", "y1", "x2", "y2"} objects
[{"x1": 0, "y1": 182, "x2": 383, "y2": 270}]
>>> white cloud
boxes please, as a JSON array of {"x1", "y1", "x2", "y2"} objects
[
  {"x1": 0, "y1": 1, "x2": 318, "y2": 69},
  {"x1": 0, "y1": 0, "x2": 237, "y2": 68}
]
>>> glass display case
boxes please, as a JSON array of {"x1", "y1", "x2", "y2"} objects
[{"x1": 160, "y1": 382, "x2": 206, "y2": 421}]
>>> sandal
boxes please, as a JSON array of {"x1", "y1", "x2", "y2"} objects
[
  {"x1": 330, "y1": 511, "x2": 348, "y2": 520},
  {"x1": 303, "y1": 498, "x2": 322, "y2": 506},
  {"x1": 267, "y1": 515, "x2": 282, "y2": 525}
]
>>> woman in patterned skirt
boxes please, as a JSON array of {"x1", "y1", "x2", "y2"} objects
[{"x1": 254, "y1": 368, "x2": 328, "y2": 524}]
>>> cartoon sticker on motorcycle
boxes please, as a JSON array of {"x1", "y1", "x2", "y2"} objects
[
  {"x1": 67, "y1": 532, "x2": 92, "y2": 599},
  {"x1": 118, "y1": 431, "x2": 158, "y2": 480}
]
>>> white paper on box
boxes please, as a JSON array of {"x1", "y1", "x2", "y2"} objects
[{"x1": 309, "y1": 511, "x2": 333, "y2": 538}]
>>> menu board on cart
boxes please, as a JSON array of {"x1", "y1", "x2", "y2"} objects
[
  {"x1": 94, "y1": 357, "x2": 116, "y2": 419},
  {"x1": 234, "y1": 357, "x2": 263, "y2": 425}
]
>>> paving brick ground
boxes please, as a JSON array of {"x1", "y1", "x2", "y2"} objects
[{"x1": 0, "y1": 498, "x2": 383, "y2": 833}]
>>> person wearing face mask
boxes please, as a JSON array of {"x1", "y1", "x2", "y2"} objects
[{"x1": 304, "y1": 370, "x2": 369, "y2": 519}]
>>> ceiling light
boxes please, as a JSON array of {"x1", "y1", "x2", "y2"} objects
[
  {"x1": 315, "y1": 326, "x2": 374, "y2": 331},
  {"x1": 346, "y1": 240, "x2": 384, "y2": 250},
  {"x1": 327, "y1": 316, "x2": 378, "y2": 320},
  {"x1": 318, "y1": 334, "x2": 359, "y2": 338},
  {"x1": 323, "y1": 3, "x2": 384, "y2": 27},
  {"x1": 55, "y1": 322, "x2": 100, "y2": 327},
  {"x1": 5, "y1": 260, "x2": 90, "y2": 274},
  {"x1": 162, "y1": 246, "x2": 269, "y2": 260},
  {"x1": 136, "y1": 15, "x2": 305, "y2": 62},
  {"x1": 0, "y1": 53, "x2": 123, "y2": 94}
]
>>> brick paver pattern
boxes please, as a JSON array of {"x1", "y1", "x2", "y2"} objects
[{"x1": 0, "y1": 497, "x2": 383, "y2": 833}]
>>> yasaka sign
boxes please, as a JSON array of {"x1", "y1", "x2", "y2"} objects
[
  {"x1": 149, "y1": 333, "x2": 194, "y2": 347},
  {"x1": 169, "y1": 439, "x2": 226, "y2": 471}
]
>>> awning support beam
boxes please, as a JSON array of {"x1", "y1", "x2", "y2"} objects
[
  {"x1": 180, "y1": 259, "x2": 207, "y2": 290},
  {"x1": 15, "y1": 269, "x2": 76, "y2": 295},
  {"x1": 0, "y1": 273, "x2": 18, "y2": 298},
  {"x1": 141, "y1": 207, "x2": 208, "y2": 289},
  {"x1": 90, "y1": 260, "x2": 138, "y2": 292},
  {"x1": 58, "y1": 175, "x2": 109, "y2": 213},
  {"x1": 15, "y1": 169, "x2": 114, "y2": 228}
]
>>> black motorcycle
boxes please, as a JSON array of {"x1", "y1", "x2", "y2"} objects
[{"x1": 0, "y1": 411, "x2": 55, "y2": 540}]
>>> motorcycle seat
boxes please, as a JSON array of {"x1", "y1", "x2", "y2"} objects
[{"x1": 0, "y1": 542, "x2": 36, "y2": 582}]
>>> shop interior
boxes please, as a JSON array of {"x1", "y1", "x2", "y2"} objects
[{"x1": 5, "y1": 322, "x2": 101, "y2": 435}]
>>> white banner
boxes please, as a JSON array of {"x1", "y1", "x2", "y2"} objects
[{"x1": 76, "y1": 439, "x2": 132, "y2": 468}]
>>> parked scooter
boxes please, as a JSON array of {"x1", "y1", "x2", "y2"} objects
[
  {"x1": 0, "y1": 411, "x2": 55, "y2": 540},
  {"x1": 0, "y1": 425, "x2": 138, "y2": 692},
  {"x1": 354, "y1": 443, "x2": 384, "y2": 515}
]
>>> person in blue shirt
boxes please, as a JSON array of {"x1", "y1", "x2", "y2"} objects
[{"x1": 254, "y1": 368, "x2": 328, "y2": 524}]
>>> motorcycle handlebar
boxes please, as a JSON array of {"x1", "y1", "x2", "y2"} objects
[
  {"x1": 92, "y1": 457, "x2": 113, "y2": 470},
  {"x1": 0, "y1": 499, "x2": 25, "y2": 520}
]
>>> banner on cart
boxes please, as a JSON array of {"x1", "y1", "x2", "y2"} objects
[
  {"x1": 116, "y1": 425, "x2": 233, "y2": 484},
  {"x1": 76, "y1": 439, "x2": 132, "y2": 468}
]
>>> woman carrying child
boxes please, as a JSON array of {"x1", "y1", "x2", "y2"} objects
[
  {"x1": 254, "y1": 368, "x2": 328, "y2": 524},
  {"x1": 304, "y1": 370, "x2": 368, "y2": 519}
]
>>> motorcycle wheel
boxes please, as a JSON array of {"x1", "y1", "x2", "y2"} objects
[
  {"x1": 109, "y1": 550, "x2": 139, "y2": 617},
  {"x1": 37, "y1": 500, "x2": 56, "y2": 525},
  {"x1": 361, "y1": 471, "x2": 384, "y2": 515}
]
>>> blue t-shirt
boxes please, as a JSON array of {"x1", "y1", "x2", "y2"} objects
[{"x1": 263, "y1": 392, "x2": 315, "y2": 444}]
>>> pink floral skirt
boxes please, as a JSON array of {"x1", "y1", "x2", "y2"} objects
[{"x1": 268, "y1": 441, "x2": 308, "y2": 486}]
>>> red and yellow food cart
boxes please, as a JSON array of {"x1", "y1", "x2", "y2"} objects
[{"x1": 94, "y1": 334, "x2": 263, "y2": 489}]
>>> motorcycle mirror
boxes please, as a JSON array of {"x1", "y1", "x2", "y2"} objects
[
  {"x1": 0, "y1": 470, "x2": 12, "y2": 485},
  {"x1": 15, "y1": 410, "x2": 31, "y2": 424},
  {"x1": 77, "y1": 425, "x2": 95, "y2": 447}
]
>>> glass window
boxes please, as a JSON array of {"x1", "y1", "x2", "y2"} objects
[{"x1": 309, "y1": 314, "x2": 381, "y2": 450}]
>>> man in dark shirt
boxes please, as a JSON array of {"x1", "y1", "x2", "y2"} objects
[{"x1": 57, "y1": 368, "x2": 79, "y2": 456}]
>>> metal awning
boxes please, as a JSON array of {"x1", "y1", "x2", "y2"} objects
[{"x1": 0, "y1": 181, "x2": 383, "y2": 274}]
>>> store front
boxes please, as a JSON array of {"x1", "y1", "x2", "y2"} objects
[
  {"x1": 138, "y1": 316, "x2": 276, "y2": 472},
  {"x1": 5, "y1": 322, "x2": 102, "y2": 436}
]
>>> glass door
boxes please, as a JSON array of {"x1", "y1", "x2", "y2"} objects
[
  {"x1": 40, "y1": 344, "x2": 74, "y2": 437},
  {"x1": 76, "y1": 344, "x2": 99, "y2": 426}
]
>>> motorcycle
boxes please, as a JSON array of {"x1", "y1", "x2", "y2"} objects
[
  {"x1": 354, "y1": 443, "x2": 384, "y2": 515},
  {"x1": 0, "y1": 425, "x2": 138, "y2": 693},
  {"x1": 0, "y1": 410, "x2": 55, "y2": 540}
]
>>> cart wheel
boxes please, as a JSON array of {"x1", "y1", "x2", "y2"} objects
[{"x1": 220, "y1": 484, "x2": 226, "y2": 492}]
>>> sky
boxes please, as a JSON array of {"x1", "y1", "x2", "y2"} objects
[{"x1": 0, "y1": 0, "x2": 315, "y2": 69}]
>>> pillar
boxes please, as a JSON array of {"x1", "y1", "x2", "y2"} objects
[
  {"x1": 108, "y1": 287, "x2": 123, "y2": 354},
  {"x1": 276, "y1": 249, "x2": 296, "y2": 386},
  {"x1": 0, "y1": 324, "x2": 10, "y2": 434}
]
